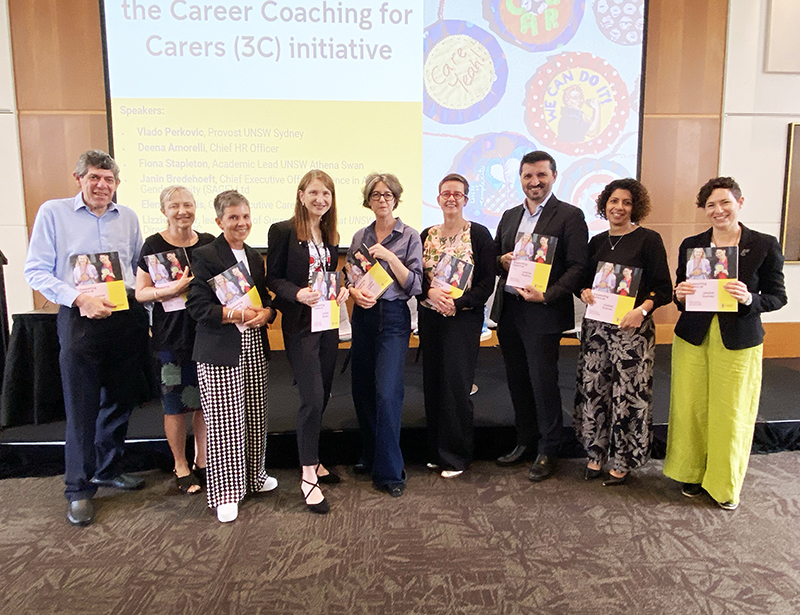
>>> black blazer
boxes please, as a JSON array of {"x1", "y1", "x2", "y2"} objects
[
  {"x1": 266, "y1": 219, "x2": 337, "y2": 336},
  {"x1": 490, "y1": 195, "x2": 588, "y2": 334},
  {"x1": 674, "y1": 225, "x2": 787, "y2": 350},
  {"x1": 186, "y1": 234, "x2": 274, "y2": 366},
  {"x1": 419, "y1": 222, "x2": 498, "y2": 312}
]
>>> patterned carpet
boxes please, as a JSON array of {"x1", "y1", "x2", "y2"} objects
[{"x1": 0, "y1": 453, "x2": 798, "y2": 615}]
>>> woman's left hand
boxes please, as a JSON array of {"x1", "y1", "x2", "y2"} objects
[
  {"x1": 244, "y1": 306, "x2": 272, "y2": 329},
  {"x1": 724, "y1": 280, "x2": 752, "y2": 304},
  {"x1": 336, "y1": 285, "x2": 350, "y2": 306}
]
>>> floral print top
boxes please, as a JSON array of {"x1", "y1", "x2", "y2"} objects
[{"x1": 421, "y1": 222, "x2": 474, "y2": 309}]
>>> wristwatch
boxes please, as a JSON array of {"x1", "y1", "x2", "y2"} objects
[{"x1": 640, "y1": 307, "x2": 648, "y2": 317}]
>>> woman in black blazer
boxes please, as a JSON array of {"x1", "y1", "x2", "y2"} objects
[
  {"x1": 186, "y1": 190, "x2": 277, "y2": 523},
  {"x1": 663, "y1": 177, "x2": 787, "y2": 511},
  {"x1": 266, "y1": 170, "x2": 348, "y2": 514}
]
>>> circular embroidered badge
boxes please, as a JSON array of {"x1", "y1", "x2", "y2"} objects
[
  {"x1": 423, "y1": 20, "x2": 508, "y2": 124},
  {"x1": 450, "y1": 131, "x2": 538, "y2": 228},
  {"x1": 594, "y1": 0, "x2": 645, "y2": 46},
  {"x1": 483, "y1": 0, "x2": 585, "y2": 52},
  {"x1": 523, "y1": 52, "x2": 631, "y2": 155}
]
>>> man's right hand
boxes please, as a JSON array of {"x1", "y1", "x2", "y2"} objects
[
  {"x1": 500, "y1": 252, "x2": 514, "y2": 271},
  {"x1": 74, "y1": 293, "x2": 115, "y2": 319}
]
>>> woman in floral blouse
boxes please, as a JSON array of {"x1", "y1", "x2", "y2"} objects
[{"x1": 417, "y1": 173, "x2": 498, "y2": 478}]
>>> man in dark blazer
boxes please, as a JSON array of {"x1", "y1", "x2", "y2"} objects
[{"x1": 490, "y1": 150, "x2": 588, "y2": 481}]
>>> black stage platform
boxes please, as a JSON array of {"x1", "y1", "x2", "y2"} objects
[{"x1": 1, "y1": 345, "x2": 798, "y2": 478}]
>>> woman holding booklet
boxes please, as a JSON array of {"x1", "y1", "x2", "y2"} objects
[
  {"x1": 186, "y1": 190, "x2": 277, "y2": 523},
  {"x1": 418, "y1": 173, "x2": 497, "y2": 479},
  {"x1": 347, "y1": 172, "x2": 423, "y2": 498},
  {"x1": 266, "y1": 170, "x2": 349, "y2": 515},
  {"x1": 664, "y1": 177, "x2": 786, "y2": 510},
  {"x1": 574, "y1": 178, "x2": 672, "y2": 486},
  {"x1": 135, "y1": 186, "x2": 214, "y2": 495}
]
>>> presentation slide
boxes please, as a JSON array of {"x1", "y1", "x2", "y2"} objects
[{"x1": 103, "y1": 0, "x2": 646, "y2": 247}]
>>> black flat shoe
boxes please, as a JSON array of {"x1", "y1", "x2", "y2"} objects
[
  {"x1": 603, "y1": 473, "x2": 628, "y2": 486},
  {"x1": 681, "y1": 483, "x2": 703, "y2": 498},
  {"x1": 379, "y1": 483, "x2": 404, "y2": 498},
  {"x1": 91, "y1": 474, "x2": 144, "y2": 490},
  {"x1": 353, "y1": 463, "x2": 371, "y2": 475},
  {"x1": 316, "y1": 464, "x2": 341, "y2": 484},
  {"x1": 584, "y1": 466, "x2": 602, "y2": 480},
  {"x1": 301, "y1": 478, "x2": 330, "y2": 514},
  {"x1": 497, "y1": 445, "x2": 530, "y2": 466}
]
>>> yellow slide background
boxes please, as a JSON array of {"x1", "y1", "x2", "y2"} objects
[{"x1": 112, "y1": 98, "x2": 422, "y2": 245}]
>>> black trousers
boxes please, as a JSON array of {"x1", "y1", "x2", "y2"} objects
[
  {"x1": 57, "y1": 302, "x2": 148, "y2": 501},
  {"x1": 284, "y1": 328, "x2": 339, "y2": 466},
  {"x1": 496, "y1": 297, "x2": 563, "y2": 455},
  {"x1": 419, "y1": 307, "x2": 483, "y2": 471}
]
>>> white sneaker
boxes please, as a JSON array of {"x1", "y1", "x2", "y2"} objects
[
  {"x1": 259, "y1": 476, "x2": 278, "y2": 492},
  {"x1": 440, "y1": 470, "x2": 464, "y2": 479},
  {"x1": 216, "y1": 503, "x2": 238, "y2": 523}
]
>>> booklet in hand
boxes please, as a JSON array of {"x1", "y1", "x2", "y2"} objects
[
  {"x1": 584, "y1": 261, "x2": 643, "y2": 325},
  {"x1": 431, "y1": 254, "x2": 474, "y2": 299},
  {"x1": 684, "y1": 246, "x2": 739, "y2": 312},
  {"x1": 507, "y1": 233, "x2": 558, "y2": 292},
  {"x1": 310, "y1": 270, "x2": 341, "y2": 332},
  {"x1": 345, "y1": 243, "x2": 393, "y2": 299},
  {"x1": 144, "y1": 247, "x2": 190, "y2": 312},
  {"x1": 208, "y1": 261, "x2": 262, "y2": 332},
  {"x1": 72, "y1": 251, "x2": 129, "y2": 316}
]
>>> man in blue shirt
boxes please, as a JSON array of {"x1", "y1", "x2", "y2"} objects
[{"x1": 24, "y1": 150, "x2": 149, "y2": 526}]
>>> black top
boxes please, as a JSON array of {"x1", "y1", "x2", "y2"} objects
[
  {"x1": 138, "y1": 232, "x2": 215, "y2": 356},
  {"x1": 266, "y1": 219, "x2": 338, "y2": 336},
  {"x1": 674, "y1": 225, "x2": 786, "y2": 350},
  {"x1": 186, "y1": 234, "x2": 275, "y2": 366},
  {"x1": 583, "y1": 226, "x2": 673, "y2": 314},
  {"x1": 419, "y1": 222, "x2": 498, "y2": 312}
]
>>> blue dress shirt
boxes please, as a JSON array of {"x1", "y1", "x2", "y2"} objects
[
  {"x1": 348, "y1": 217, "x2": 423, "y2": 301},
  {"x1": 24, "y1": 193, "x2": 143, "y2": 307}
]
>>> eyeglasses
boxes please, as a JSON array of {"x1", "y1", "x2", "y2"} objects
[
  {"x1": 369, "y1": 191, "x2": 395, "y2": 202},
  {"x1": 439, "y1": 191, "x2": 467, "y2": 202}
]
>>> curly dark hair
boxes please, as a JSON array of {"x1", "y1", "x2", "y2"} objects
[
  {"x1": 695, "y1": 176, "x2": 742, "y2": 208},
  {"x1": 595, "y1": 178, "x2": 651, "y2": 223}
]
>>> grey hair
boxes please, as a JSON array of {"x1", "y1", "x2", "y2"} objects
[
  {"x1": 74, "y1": 150, "x2": 120, "y2": 181},
  {"x1": 213, "y1": 190, "x2": 249, "y2": 218},
  {"x1": 361, "y1": 172, "x2": 403, "y2": 210}
]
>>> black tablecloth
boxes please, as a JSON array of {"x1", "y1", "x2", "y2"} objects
[{"x1": 0, "y1": 310, "x2": 158, "y2": 428}]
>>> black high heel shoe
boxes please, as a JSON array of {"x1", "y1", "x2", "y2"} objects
[
  {"x1": 603, "y1": 472, "x2": 628, "y2": 486},
  {"x1": 302, "y1": 478, "x2": 330, "y2": 514},
  {"x1": 584, "y1": 466, "x2": 602, "y2": 480},
  {"x1": 316, "y1": 463, "x2": 341, "y2": 485}
]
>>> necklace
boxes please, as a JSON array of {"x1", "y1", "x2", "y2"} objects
[{"x1": 608, "y1": 225, "x2": 635, "y2": 250}]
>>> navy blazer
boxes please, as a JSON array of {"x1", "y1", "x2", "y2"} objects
[
  {"x1": 490, "y1": 195, "x2": 588, "y2": 334},
  {"x1": 266, "y1": 219, "x2": 337, "y2": 336},
  {"x1": 186, "y1": 234, "x2": 274, "y2": 366},
  {"x1": 674, "y1": 225, "x2": 787, "y2": 350}
]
